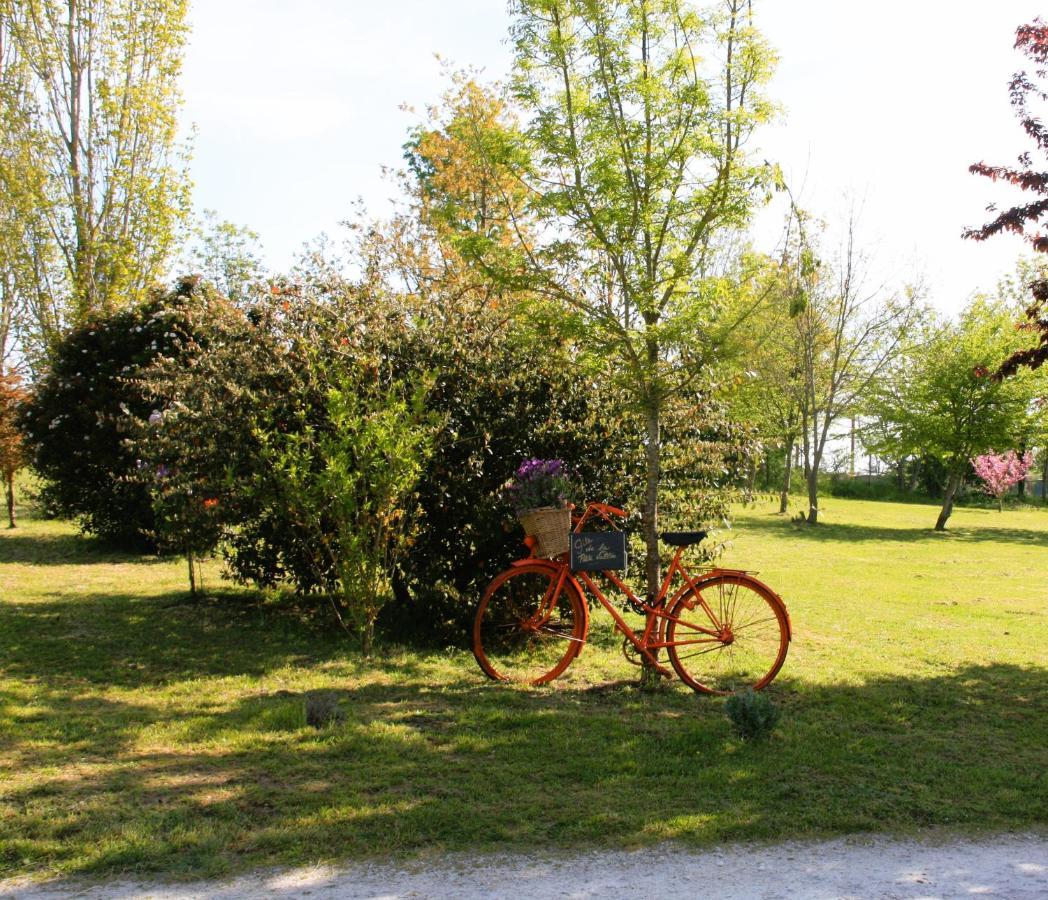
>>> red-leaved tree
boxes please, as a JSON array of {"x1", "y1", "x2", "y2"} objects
[
  {"x1": 965, "y1": 20, "x2": 1048, "y2": 376},
  {"x1": 0, "y1": 371, "x2": 27, "y2": 528}
]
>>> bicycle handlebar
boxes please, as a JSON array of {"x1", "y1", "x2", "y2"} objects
[{"x1": 590, "y1": 501, "x2": 626, "y2": 518}]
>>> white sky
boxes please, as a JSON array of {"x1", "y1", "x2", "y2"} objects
[{"x1": 181, "y1": 0, "x2": 1046, "y2": 317}]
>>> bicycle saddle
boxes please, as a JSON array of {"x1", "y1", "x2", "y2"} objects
[{"x1": 660, "y1": 531, "x2": 707, "y2": 547}]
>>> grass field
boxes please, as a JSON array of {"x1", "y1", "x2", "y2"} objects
[{"x1": 1, "y1": 497, "x2": 1046, "y2": 882}]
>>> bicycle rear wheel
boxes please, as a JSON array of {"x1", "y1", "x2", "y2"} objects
[
  {"x1": 473, "y1": 564, "x2": 585, "y2": 685},
  {"x1": 665, "y1": 573, "x2": 789, "y2": 694}
]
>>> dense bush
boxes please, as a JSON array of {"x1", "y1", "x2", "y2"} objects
[
  {"x1": 135, "y1": 277, "x2": 630, "y2": 641},
  {"x1": 135, "y1": 262, "x2": 759, "y2": 644},
  {"x1": 380, "y1": 322, "x2": 631, "y2": 643},
  {"x1": 827, "y1": 477, "x2": 917, "y2": 503},
  {"x1": 20, "y1": 278, "x2": 224, "y2": 549}
]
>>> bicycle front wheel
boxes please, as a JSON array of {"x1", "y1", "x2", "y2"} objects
[
  {"x1": 665, "y1": 573, "x2": 789, "y2": 694},
  {"x1": 472, "y1": 564, "x2": 585, "y2": 685}
]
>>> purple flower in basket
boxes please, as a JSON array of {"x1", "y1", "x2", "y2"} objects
[{"x1": 503, "y1": 458, "x2": 579, "y2": 515}]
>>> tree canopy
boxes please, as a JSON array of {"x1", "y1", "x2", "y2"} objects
[
  {"x1": 965, "y1": 18, "x2": 1048, "y2": 376},
  {"x1": 0, "y1": 0, "x2": 192, "y2": 364},
  {"x1": 450, "y1": 1, "x2": 779, "y2": 671}
]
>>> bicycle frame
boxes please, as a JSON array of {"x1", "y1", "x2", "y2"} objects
[{"x1": 518, "y1": 501, "x2": 758, "y2": 677}]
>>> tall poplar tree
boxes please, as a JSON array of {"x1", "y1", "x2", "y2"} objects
[{"x1": 0, "y1": 0, "x2": 191, "y2": 361}]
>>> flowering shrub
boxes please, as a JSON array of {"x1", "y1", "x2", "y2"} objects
[
  {"x1": 134, "y1": 279, "x2": 438, "y2": 643},
  {"x1": 502, "y1": 458, "x2": 579, "y2": 514},
  {"x1": 131, "y1": 266, "x2": 755, "y2": 645},
  {"x1": 971, "y1": 449, "x2": 1035, "y2": 510},
  {"x1": 19, "y1": 277, "x2": 224, "y2": 549}
]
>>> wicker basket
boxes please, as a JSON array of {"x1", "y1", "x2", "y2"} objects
[{"x1": 517, "y1": 506, "x2": 571, "y2": 558}]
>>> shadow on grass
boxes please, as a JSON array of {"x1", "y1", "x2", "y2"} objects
[
  {"x1": 0, "y1": 589, "x2": 350, "y2": 689},
  {"x1": 3, "y1": 518, "x2": 1046, "y2": 882},
  {"x1": 736, "y1": 515, "x2": 1048, "y2": 547},
  {"x1": 1, "y1": 652, "x2": 1045, "y2": 881},
  {"x1": 0, "y1": 529, "x2": 166, "y2": 566}
]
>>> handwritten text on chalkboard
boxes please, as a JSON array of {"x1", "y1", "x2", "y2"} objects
[{"x1": 570, "y1": 532, "x2": 628, "y2": 572}]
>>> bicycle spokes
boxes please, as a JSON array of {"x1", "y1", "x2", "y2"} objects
[
  {"x1": 666, "y1": 575, "x2": 789, "y2": 694},
  {"x1": 473, "y1": 566, "x2": 584, "y2": 684}
]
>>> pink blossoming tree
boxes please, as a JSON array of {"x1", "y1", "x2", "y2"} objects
[{"x1": 971, "y1": 450, "x2": 1036, "y2": 510}]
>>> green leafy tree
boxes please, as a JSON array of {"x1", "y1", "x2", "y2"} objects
[
  {"x1": 456, "y1": 0, "x2": 777, "y2": 682},
  {"x1": 0, "y1": 0, "x2": 192, "y2": 361},
  {"x1": 181, "y1": 209, "x2": 267, "y2": 304},
  {"x1": 865, "y1": 299, "x2": 1043, "y2": 530},
  {"x1": 792, "y1": 215, "x2": 923, "y2": 524},
  {"x1": 393, "y1": 75, "x2": 758, "y2": 641},
  {"x1": 721, "y1": 240, "x2": 809, "y2": 513}
]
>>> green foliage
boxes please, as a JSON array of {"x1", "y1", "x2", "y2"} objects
[
  {"x1": 828, "y1": 477, "x2": 919, "y2": 503},
  {"x1": 182, "y1": 209, "x2": 267, "y2": 304},
  {"x1": 382, "y1": 325, "x2": 630, "y2": 643},
  {"x1": 20, "y1": 278, "x2": 221, "y2": 549},
  {"x1": 258, "y1": 370, "x2": 436, "y2": 653},
  {"x1": 0, "y1": 0, "x2": 192, "y2": 362},
  {"x1": 133, "y1": 271, "x2": 624, "y2": 640},
  {"x1": 725, "y1": 689, "x2": 780, "y2": 742},
  {"x1": 440, "y1": 3, "x2": 779, "y2": 626},
  {"x1": 864, "y1": 297, "x2": 1045, "y2": 528}
]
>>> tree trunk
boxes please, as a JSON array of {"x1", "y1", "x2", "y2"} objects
[
  {"x1": 779, "y1": 438, "x2": 794, "y2": 514},
  {"x1": 4, "y1": 470, "x2": 14, "y2": 528},
  {"x1": 806, "y1": 459, "x2": 820, "y2": 524},
  {"x1": 935, "y1": 469, "x2": 963, "y2": 531},
  {"x1": 1017, "y1": 440, "x2": 1027, "y2": 501},
  {"x1": 640, "y1": 401, "x2": 661, "y2": 690},
  {"x1": 1043, "y1": 452, "x2": 1048, "y2": 505},
  {"x1": 745, "y1": 457, "x2": 757, "y2": 500},
  {"x1": 187, "y1": 548, "x2": 197, "y2": 597}
]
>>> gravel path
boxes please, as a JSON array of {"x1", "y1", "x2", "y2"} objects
[{"x1": 2, "y1": 833, "x2": 1046, "y2": 899}]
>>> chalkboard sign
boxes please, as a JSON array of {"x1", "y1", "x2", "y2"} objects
[{"x1": 570, "y1": 532, "x2": 628, "y2": 572}]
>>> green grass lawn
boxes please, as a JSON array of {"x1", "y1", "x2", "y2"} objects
[{"x1": 1, "y1": 497, "x2": 1046, "y2": 882}]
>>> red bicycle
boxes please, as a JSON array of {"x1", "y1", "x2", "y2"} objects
[{"x1": 472, "y1": 501, "x2": 791, "y2": 694}]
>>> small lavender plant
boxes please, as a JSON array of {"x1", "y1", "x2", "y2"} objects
[{"x1": 502, "y1": 458, "x2": 579, "y2": 514}]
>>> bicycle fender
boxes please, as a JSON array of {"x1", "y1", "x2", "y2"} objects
[{"x1": 507, "y1": 559, "x2": 591, "y2": 653}]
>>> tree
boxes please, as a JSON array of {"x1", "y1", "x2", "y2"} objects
[
  {"x1": 965, "y1": 19, "x2": 1048, "y2": 376},
  {"x1": 722, "y1": 214, "x2": 821, "y2": 514},
  {"x1": 865, "y1": 299, "x2": 1042, "y2": 530},
  {"x1": 0, "y1": 369, "x2": 26, "y2": 527},
  {"x1": 457, "y1": 0, "x2": 777, "y2": 682},
  {"x1": 180, "y1": 209, "x2": 267, "y2": 305},
  {"x1": 971, "y1": 450, "x2": 1035, "y2": 510},
  {"x1": 0, "y1": 0, "x2": 192, "y2": 361},
  {"x1": 791, "y1": 213, "x2": 923, "y2": 524}
]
